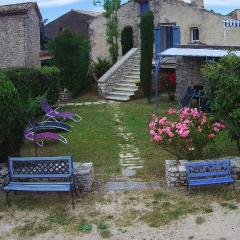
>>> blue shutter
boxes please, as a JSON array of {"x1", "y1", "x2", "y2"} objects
[
  {"x1": 173, "y1": 26, "x2": 180, "y2": 48},
  {"x1": 140, "y1": 2, "x2": 149, "y2": 15},
  {"x1": 154, "y1": 27, "x2": 161, "y2": 57}
]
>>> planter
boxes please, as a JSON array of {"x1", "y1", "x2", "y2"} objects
[{"x1": 165, "y1": 157, "x2": 240, "y2": 187}]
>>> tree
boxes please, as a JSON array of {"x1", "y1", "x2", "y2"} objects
[
  {"x1": 202, "y1": 54, "x2": 240, "y2": 154},
  {"x1": 140, "y1": 11, "x2": 154, "y2": 103},
  {"x1": 121, "y1": 26, "x2": 133, "y2": 55},
  {"x1": 94, "y1": 0, "x2": 121, "y2": 63},
  {"x1": 49, "y1": 29, "x2": 90, "y2": 96},
  {"x1": 40, "y1": 19, "x2": 49, "y2": 50}
]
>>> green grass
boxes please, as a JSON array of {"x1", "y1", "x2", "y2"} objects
[
  {"x1": 20, "y1": 97, "x2": 239, "y2": 180},
  {"x1": 21, "y1": 104, "x2": 120, "y2": 177}
]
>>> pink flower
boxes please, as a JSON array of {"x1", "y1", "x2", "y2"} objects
[
  {"x1": 159, "y1": 117, "x2": 167, "y2": 125},
  {"x1": 220, "y1": 124, "x2": 225, "y2": 129},
  {"x1": 168, "y1": 132, "x2": 174, "y2": 138},
  {"x1": 153, "y1": 134, "x2": 163, "y2": 142},
  {"x1": 208, "y1": 133, "x2": 215, "y2": 139},
  {"x1": 168, "y1": 108, "x2": 177, "y2": 115},
  {"x1": 213, "y1": 127, "x2": 219, "y2": 133}
]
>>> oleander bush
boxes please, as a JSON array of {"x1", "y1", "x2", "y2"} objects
[{"x1": 149, "y1": 107, "x2": 225, "y2": 160}]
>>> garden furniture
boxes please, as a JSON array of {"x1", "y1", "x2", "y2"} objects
[
  {"x1": 185, "y1": 160, "x2": 235, "y2": 192},
  {"x1": 24, "y1": 129, "x2": 67, "y2": 147},
  {"x1": 4, "y1": 156, "x2": 75, "y2": 208},
  {"x1": 27, "y1": 121, "x2": 72, "y2": 133},
  {"x1": 41, "y1": 98, "x2": 82, "y2": 122}
]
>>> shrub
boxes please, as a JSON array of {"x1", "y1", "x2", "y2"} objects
[
  {"x1": 121, "y1": 26, "x2": 133, "y2": 55},
  {"x1": 0, "y1": 74, "x2": 25, "y2": 160},
  {"x1": 140, "y1": 11, "x2": 154, "y2": 103},
  {"x1": 1, "y1": 67, "x2": 60, "y2": 117},
  {"x1": 160, "y1": 72, "x2": 176, "y2": 101},
  {"x1": 91, "y1": 58, "x2": 111, "y2": 80},
  {"x1": 49, "y1": 29, "x2": 90, "y2": 96},
  {"x1": 149, "y1": 108, "x2": 225, "y2": 160},
  {"x1": 202, "y1": 54, "x2": 240, "y2": 154}
]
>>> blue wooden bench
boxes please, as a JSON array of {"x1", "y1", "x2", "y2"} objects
[
  {"x1": 185, "y1": 160, "x2": 236, "y2": 191},
  {"x1": 3, "y1": 156, "x2": 75, "y2": 208}
]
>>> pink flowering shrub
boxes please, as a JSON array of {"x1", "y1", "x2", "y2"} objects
[{"x1": 149, "y1": 107, "x2": 225, "y2": 160}]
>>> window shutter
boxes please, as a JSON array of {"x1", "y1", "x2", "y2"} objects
[
  {"x1": 154, "y1": 27, "x2": 161, "y2": 57},
  {"x1": 173, "y1": 26, "x2": 180, "y2": 48},
  {"x1": 140, "y1": 2, "x2": 149, "y2": 15}
]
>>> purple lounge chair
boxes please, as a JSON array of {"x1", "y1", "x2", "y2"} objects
[
  {"x1": 24, "y1": 129, "x2": 67, "y2": 147},
  {"x1": 41, "y1": 98, "x2": 82, "y2": 123}
]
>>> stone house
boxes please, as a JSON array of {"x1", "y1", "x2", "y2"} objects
[
  {"x1": 90, "y1": 0, "x2": 240, "y2": 101},
  {"x1": 90, "y1": 0, "x2": 240, "y2": 61},
  {"x1": 0, "y1": 2, "x2": 42, "y2": 68},
  {"x1": 45, "y1": 10, "x2": 100, "y2": 41}
]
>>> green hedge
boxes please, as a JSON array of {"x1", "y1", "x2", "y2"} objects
[
  {"x1": 121, "y1": 26, "x2": 133, "y2": 55},
  {"x1": 2, "y1": 67, "x2": 60, "y2": 104},
  {"x1": 0, "y1": 74, "x2": 25, "y2": 160}
]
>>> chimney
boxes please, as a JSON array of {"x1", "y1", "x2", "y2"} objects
[{"x1": 191, "y1": 0, "x2": 204, "y2": 8}]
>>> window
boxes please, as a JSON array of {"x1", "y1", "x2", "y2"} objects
[
  {"x1": 139, "y1": 1, "x2": 149, "y2": 15},
  {"x1": 191, "y1": 27, "x2": 199, "y2": 43}
]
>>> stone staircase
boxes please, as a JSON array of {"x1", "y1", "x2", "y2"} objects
[
  {"x1": 106, "y1": 63, "x2": 140, "y2": 101},
  {"x1": 98, "y1": 48, "x2": 140, "y2": 102}
]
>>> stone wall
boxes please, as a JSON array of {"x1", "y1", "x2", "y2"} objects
[
  {"x1": 0, "y1": 15, "x2": 26, "y2": 67},
  {"x1": 0, "y1": 162, "x2": 94, "y2": 192},
  {"x1": 175, "y1": 56, "x2": 205, "y2": 99},
  {"x1": 165, "y1": 157, "x2": 240, "y2": 187},
  {"x1": 89, "y1": 1, "x2": 139, "y2": 62},
  {"x1": 0, "y1": 7, "x2": 41, "y2": 68},
  {"x1": 90, "y1": 0, "x2": 240, "y2": 61},
  {"x1": 25, "y1": 7, "x2": 41, "y2": 67},
  {"x1": 98, "y1": 48, "x2": 140, "y2": 97}
]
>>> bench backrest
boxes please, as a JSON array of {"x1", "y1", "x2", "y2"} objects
[
  {"x1": 185, "y1": 160, "x2": 231, "y2": 179},
  {"x1": 8, "y1": 156, "x2": 73, "y2": 179}
]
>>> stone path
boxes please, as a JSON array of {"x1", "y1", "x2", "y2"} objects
[
  {"x1": 59, "y1": 100, "x2": 111, "y2": 107},
  {"x1": 110, "y1": 102, "x2": 143, "y2": 177}
]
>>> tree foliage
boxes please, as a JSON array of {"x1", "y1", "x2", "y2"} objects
[
  {"x1": 49, "y1": 29, "x2": 90, "y2": 96},
  {"x1": 0, "y1": 74, "x2": 25, "y2": 160},
  {"x1": 94, "y1": 0, "x2": 121, "y2": 63},
  {"x1": 121, "y1": 26, "x2": 133, "y2": 55},
  {"x1": 202, "y1": 54, "x2": 240, "y2": 153},
  {"x1": 140, "y1": 11, "x2": 154, "y2": 103}
]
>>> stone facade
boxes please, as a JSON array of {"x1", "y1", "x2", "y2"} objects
[
  {"x1": 0, "y1": 3, "x2": 41, "y2": 68},
  {"x1": 165, "y1": 157, "x2": 240, "y2": 187},
  {"x1": 0, "y1": 162, "x2": 94, "y2": 192},
  {"x1": 175, "y1": 56, "x2": 205, "y2": 99},
  {"x1": 90, "y1": 0, "x2": 240, "y2": 61},
  {"x1": 98, "y1": 48, "x2": 140, "y2": 96}
]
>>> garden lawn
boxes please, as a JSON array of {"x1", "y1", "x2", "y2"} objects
[
  {"x1": 21, "y1": 104, "x2": 120, "y2": 177},
  {"x1": 21, "y1": 97, "x2": 239, "y2": 180}
]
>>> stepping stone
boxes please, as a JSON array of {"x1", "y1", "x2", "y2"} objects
[{"x1": 106, "y1": 181, "x2": 160, "y2": 192}]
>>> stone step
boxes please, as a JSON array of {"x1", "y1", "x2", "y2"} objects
[
  {"x1": 108, "y1": 91, "x2": 134, "y2": 97},
  {"x1": 116, "y1": 83, "x2": 137, "y2": 88},
  {"x1": 112, "y1": 89, "x2": 135, "y2": 95},
  {"x1": 112, "y1": 86, "x2": 138, "y2": 92},
  {"x1": 106, "y1": 95, "x2": 130, "y2": 101},
  {"x1": 120, "y1": 79, "x2": 139, "y2": 84},
  {"x1": 125, "y1": 75, "x2": 140, "y2": 80}
]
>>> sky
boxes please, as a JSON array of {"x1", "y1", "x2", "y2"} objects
[{"x1": 0, "y1": 0, "x2": 239, "y2": 23}]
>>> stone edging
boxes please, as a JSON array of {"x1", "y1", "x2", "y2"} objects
[{"x1": 166, "y1": 157, "x2": 240, "y2": 187}]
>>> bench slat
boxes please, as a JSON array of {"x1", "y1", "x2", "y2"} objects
[
  {"x1": 189, "y1": 176, "x2": 235, "y2": 187},
  {"x1": 4, "y1": 182, "x2": 71, "y2": 192}
]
